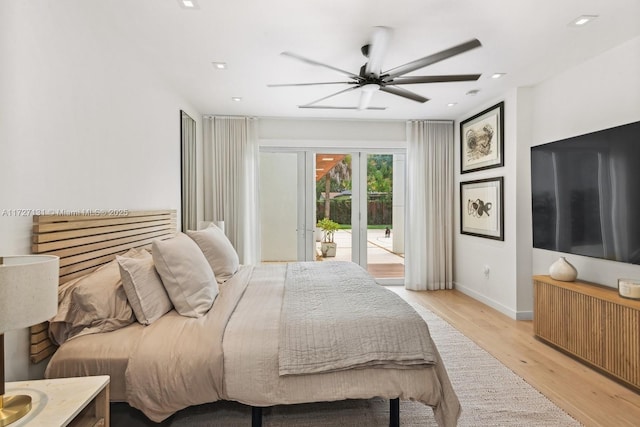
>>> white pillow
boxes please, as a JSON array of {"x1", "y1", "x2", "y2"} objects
[
  {"x1": 151, "y1": 233, "x2": 218, "y2": 317},
  {"x1": 117, "y1": 251, "x2": 173, "y2": 325},
  {"x1": 187, "y1": 225, "x2": 239, "y2": 284}
]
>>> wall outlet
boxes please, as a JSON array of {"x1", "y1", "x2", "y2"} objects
[{"x1": 483, "y1": 265, "x2": 490, "y2": 278}]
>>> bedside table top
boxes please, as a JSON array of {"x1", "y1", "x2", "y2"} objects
[{"x1": 6, "y1": 375, "x2": 109, "y2": 427}]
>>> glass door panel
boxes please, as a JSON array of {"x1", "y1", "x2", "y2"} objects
[
  {"x1": 315, "y1": 153, "x2": 353, "y2": 262},
  {"x1": 365, "y1": 153, "x2": 405, "y2": 281}
]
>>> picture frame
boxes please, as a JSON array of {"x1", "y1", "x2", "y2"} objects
[
  {"x1": 460, "y1": 101, "x2": 504, "y2": 173},
  {"x1": 460, "y1": 177, "x2": 504, "y2": 240}
]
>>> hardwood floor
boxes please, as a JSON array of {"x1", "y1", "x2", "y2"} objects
[
  {"x1": 390, "y1": 287, "x2": 640, "y2": 427},
  {"x1": 367, "y1": 263, "x2": 404, "y2": 278}
]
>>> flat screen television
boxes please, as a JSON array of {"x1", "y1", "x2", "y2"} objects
[{"x1": 531, "y1": 120, "x2": 640, "y2": 265}]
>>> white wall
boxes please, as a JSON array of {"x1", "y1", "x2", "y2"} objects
[
  {"x1": 454, "y1": 35, "x2": 640, "y2": 319},
  {"x1": 529, "y1": 35, "x2": 640, "y2": 288},
  {"x1": 259, "y1": 118, "x2": 406, "y2": 149},
  {"x1": 453, "y1": 90, "x2": 523, "y2": 318},
  {"x1": 514, "y1": 88, "x2": 534, "y2": 313},
  {"x1": 0, "y1": 2, "x2": 201, "y2": 381}
]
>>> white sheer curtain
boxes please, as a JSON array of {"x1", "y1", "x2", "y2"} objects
[
  {"x1": 203, "y1": 116, "x2": 260, "y2": 264},
  {"x1": 405, "y1": 120, "x2": 454, "y2": 290}
]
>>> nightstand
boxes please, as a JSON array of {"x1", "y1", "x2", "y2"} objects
[{"x1": 5, "y1": 375, "x2": 109, "y2": 427}]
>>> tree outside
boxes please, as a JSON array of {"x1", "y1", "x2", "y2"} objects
[{"x1": 316, "y1": 154, "x2": 393, "y2": 226}]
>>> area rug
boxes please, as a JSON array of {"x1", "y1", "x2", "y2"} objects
[{"x1": 111, "y1": 303, "x2": 582, "y2": 426}]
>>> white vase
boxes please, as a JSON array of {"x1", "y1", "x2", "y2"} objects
[{"x1": 549, "y1": 257, "x2": 577, "y2": 282}]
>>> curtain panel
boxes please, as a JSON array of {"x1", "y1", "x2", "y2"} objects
[
  {"x1": 203, "y1": 116, "x2": 260, "y2": 264},
  {"x1": 405, "y1": 121, "x2": 454, "y2": 290}
]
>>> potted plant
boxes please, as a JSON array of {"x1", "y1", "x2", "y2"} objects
[{"x1": 317, "y1": 217, "x2": 339, "y2": 257}]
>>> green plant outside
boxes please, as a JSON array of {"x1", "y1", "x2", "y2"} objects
[{"x1": 316, "y1": 218, "x2": 340, "y2": 243}]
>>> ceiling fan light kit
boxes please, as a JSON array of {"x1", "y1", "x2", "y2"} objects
[{"x1": 269, "y1": 27, "x2": 483, "y2": 110}]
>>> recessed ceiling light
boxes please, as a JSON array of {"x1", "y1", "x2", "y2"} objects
[
  {"x1": 178, "y1": 0, "x2": 199, "y2": 9},
  {"x1": 321, "y1": 157, "x2": 334, "y2": 161},
  {"x1": 232, "y1": 97, "x2": 242, "y2": 102},
  {"x1": 212, "y1": 62, "x2": 227, "y2": 69},
  {"x1": 491, "y1": 73, "x2": 506, "y2": 79},
  {"x1": 316, "y1": 168, "x2": 324, "y2": 171},
  {"x1": 570, "y1": 15, "x2": 598, "y2": 26},
  {"x1": 447, "y1": 103, "x2": 457, "y2": 107},
  {"x1": 466, "y1": 89, "x2": 480, "y2": 96}
]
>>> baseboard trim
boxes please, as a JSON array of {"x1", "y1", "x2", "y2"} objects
[{"x1": 453, "y1": 283, "x2": 533, "y2": 320}]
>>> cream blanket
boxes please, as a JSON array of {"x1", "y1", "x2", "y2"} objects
[
  {"x1": 124, "y1": 266, "x2": 253, "y2": 422},
  {"x1": 279, "y1": 261, "x2": 436, "y2": 375}
]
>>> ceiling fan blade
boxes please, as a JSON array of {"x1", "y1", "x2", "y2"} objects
[
  {"x1": 299, "y1": 105, "x2": 387, "y2": 110},
  {"x1": 387, "y1": 74, "x2": 481, "y2": 84},
  {"x1": 268, "y1": 81, "x2": 357, "y2": 87},
  {"x1": 383, "y1": 39, "x2": 482, "y2": 80},
  {"x1": 379, "y1": 86, "x2": 429, "y2": 103},
  {"x1": 356, "y1": 83, "x2": 381, "y2": 110},
  {"x1": 281, "y1": 52, "x2": 361, "y2": 79},
  {"x1": 358, "y1": 89, "x2": 374, "y2": 110},
  {"x1": 364, "y1": 26, "x2": 392, "y2": 78},
  {"x1": 300, "y1": 86, "x2": 360, "y2": 107}
]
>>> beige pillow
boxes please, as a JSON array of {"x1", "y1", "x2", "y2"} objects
[
  {"x1": 117, "y1": 251, "x2": 172, "y2": 325},
  {"x1": 187, "y1": 224, "x2": 239, "y2": 284},
  {"x1": 49, "y1": 247, "x2": 145, "y2": 345},
  {"x1": 152, "y1": 233, "x2": 219, "y2": 317}
]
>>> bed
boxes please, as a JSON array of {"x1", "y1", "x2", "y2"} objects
[{"x1": 30, "y1": 210, "x2": 461, "y2": 426}]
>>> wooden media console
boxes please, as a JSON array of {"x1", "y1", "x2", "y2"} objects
[{"x1": 533, "y1": 275, "x2": 640, "y2": 392}]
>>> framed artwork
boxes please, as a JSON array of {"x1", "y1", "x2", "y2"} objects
[
  {"x1": 460, "y1": 177, "x2": 504, "y2": 241},
  {"x1": 460, "y1": 101, "x2": 504, "y2": 173}
]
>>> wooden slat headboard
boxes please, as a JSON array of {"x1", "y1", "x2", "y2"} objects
[{"x1": 29, "y1": 209, "x2": 177, "y2": 363}]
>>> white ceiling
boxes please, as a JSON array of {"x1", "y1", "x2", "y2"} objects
[{"x1": 86, "y1": 0, "x2": 640, "y2": 120}]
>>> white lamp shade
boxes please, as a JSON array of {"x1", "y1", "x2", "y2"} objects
[{"x1": 0, "y1": 255, "x2": 59, "y2": 334}]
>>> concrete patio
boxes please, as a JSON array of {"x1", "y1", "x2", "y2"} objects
[{"x1": 316, "y1": 228, "x2": 405, "y2": 278}]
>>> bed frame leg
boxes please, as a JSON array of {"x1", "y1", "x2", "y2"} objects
[
  {"x1": 251, "y1": 406, "x2": 262, "y2": 427},
  {"x1": 389, "y1": 398, "x2": 399, "y2": 427}
]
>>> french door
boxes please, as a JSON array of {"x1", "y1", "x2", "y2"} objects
[{"x1": 259, "y1": 149, "x2": 404, "y2": 283}]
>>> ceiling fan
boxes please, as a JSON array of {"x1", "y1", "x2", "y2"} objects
[{"x1": 268, "y1": 27, "x2": 482, "y2": 110}]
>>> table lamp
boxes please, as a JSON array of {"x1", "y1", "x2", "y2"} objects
[{"x1": 0, "y1": 255, "x2": 58, "y2": 427}]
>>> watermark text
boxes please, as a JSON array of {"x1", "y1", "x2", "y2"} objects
[{"x1": 1, "y1": 208, "x2": 130, "y2": 217}]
